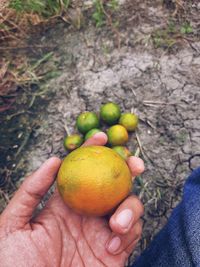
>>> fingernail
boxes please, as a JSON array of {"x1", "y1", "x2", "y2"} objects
[
  {"x1": 107, "y1": 236, "x2": 121, "y2": 253},
  {"x1": 93, "y1": 132, "x2": 106, "y2": 138},
  {"x1": 115, "y1": 209, "x2": 133, "y2": 229}
]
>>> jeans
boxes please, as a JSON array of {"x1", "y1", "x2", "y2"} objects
[{"x1": 132, "y1": 167, "x2": 200, "y2": 267}]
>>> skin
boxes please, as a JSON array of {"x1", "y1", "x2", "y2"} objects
[{"x1": 0, "y1": 132, "x2": 145, "y2": 267}]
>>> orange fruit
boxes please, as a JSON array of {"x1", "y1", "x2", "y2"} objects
[
  {"x1": 100, "y1": 102, "x2": 121, "y2": 125},
  {"x1": 112, "y1": 146, "x2": 132, "y2": 160},
  {"x1": 76, "y1": 112, "x2": 99, "y2": 134},
  {"x1": 119, "y1": 113, "x2": 138, "y2": 131},
  {"x1": 107, "y1": 124, "x2": 129, "y2": 146},
  {"x1": 64, "y1": 134, "x2": 83, "y2": 151},
  {"x1": 57, "y1": 146, "x2": 132, "y2": 216}
]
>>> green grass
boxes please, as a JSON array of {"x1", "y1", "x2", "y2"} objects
[
  {"x1": 9, "y1": 0, "x2": 71, "y2": 17},
  {"x1": 92, "y1": 0, "x2": 119, "y2": 27},
  {"x1": 180, "y1": 22, "x2": 193, "y2": 34},
  {"x1": 8, "y1": 0, "x2": 119, "y2": 28},
  {"x1": 6, "y1": 51, "x2": 61, "y2": 88},
  {"x1": 92, "y1": 0, "x2": 105, "y2": 27},
  {"x1": 9, "y1": 0, "x2": 119, "y2": 25},
  {"x1": 152, "y1": 30, "x2": 176, "y2": 49},
  {"x1": 152, "y1": 19, "x2": 193, "y2": 49}
]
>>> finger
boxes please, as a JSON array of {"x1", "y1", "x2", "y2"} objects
[
  {"x1": 106, "y1": 220, "x2": 143, "y2": 255},
  {"x1": 127, "y1": 156, "x2": 145, "y2": 178},
  {"x1": 0, "y1": 157, "x2": 61, "y2": 230},
  {"x1": 82, "y1": 132, "x2": 107, "y2": 147},
  {"x1": 125, "y1": 236, "x2": 141, "y2": 255},
  {"x1": 109, "y1": 195, "x2": 144, "y2": 235}
]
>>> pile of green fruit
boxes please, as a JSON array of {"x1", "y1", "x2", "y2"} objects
[{"x1": 64, "y1": 102, "x2": 139, "y2": 160}]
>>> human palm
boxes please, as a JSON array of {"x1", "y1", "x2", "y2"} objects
[{"x1": 0, "y1": 133, "x2": 144, "y2": 267}]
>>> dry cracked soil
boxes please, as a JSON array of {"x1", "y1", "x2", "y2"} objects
[{"x1": 0, "y1": 0, "x2": 200, "y2": 265}]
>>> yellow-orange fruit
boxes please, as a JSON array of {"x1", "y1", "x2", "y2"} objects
[{"x1": 57, "y1": 146, "x2": 132, "y2": 216}]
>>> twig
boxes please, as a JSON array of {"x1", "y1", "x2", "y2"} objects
[
  {"x1": 146, "y1": 119, "x2": 156, "y2": 130},
  {"x1": 139, "y1": 118, "x2": 156, "y2": 129},
  {"x1": 6, "y1": 111, "x2": 25, "y2": 120},
  {"x1": 15, "y1": 131, "x2": 32, "y2": 158},
  {"x1": 135, "y1": 131, "x2": 161, "y2": 172},
  {"x1": 135, "y1": 131, "x2": 145, "y2": 158},
  {"x1": 63, "y1": 123, "x2": 70, "y2": 136},
  {"x1": 0, "y1": 61, "x2": 9, "y2": 80},
  {"x1": 172, "y1": 0, "x2": 184, "y2": 17},
  {"x1": 0, "y1": 189, "x2": 10, "y2": 204},
  {"x1": 29, "y1": 95, "x2": 36, "y2": 108},
  {"x1": 31, "y1": 88, "x2": 49, "y2": 96},
  {"x1": 143, "y1": 100, "x2": 167, "y2": 104},
  {"x1": 15, "y1": 75, "x2": 45, "y2": 83},
  {"x1": 0, "y1": 30, "x2": 22, "y2": 42},
  {"x1": 143, "y1": 103, "x2": 163, "y2": 107},
  {"x1": 143, "y1": 100, "x2": 178, "y2": 105},
  {"x1": 143, "y1": 102, "x2": 178, "y2": 107},
  {"x1": 139, "y1": 182, "x2": 149, "y2": 200},
  {"x1": 30, "y1": 52, "x2": 54, "y2": 72},
  {"x1": 131, "y1": 88, "x2": 136, "y2": 97}
]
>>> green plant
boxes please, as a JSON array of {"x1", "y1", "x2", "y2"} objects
[
  {"x1": 9, "y1": 0, "x2": 71, "y2": 17},
  {"x1": 152, "y1": 19, "x2": 193, "y2": 49},
  {"x1": 152, "y1": 30, "x2": 176, "y2": 49},
  {"x1": 167, "y1": 20, "x2": 176, "y2": 33},
  {"x1": 107, "y1": 0, "x2": 119, "y2": 11},
  {"x1": 92, "y1": 0, "x2": 119, "y2": 27},
  {"x1": 92, "y1": 0, "x2": 105, "y2": 27},
  {"x1": 180, "y1": 22, "x2": 193, "y2": 34},
  {"x1": 7, "y1": 52, "x2": 60, "y2": 87}
]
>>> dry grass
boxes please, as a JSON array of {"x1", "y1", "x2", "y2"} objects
[
  {"x1": 0, "y1": 7, "x2": 59, "y2": 50},
  {"x1": 0, "y1": 1, "x2": 68, "y2": 98},
  {"x1": 0, "y1": 0, "x2": 120, "y2": 98}
]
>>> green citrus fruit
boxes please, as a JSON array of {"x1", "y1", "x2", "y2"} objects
[
  {"x1": 85, "y1": 128, "x2": 102, "y2": 140},
  {"x1": 119, "y1": 113, "x2": 139, "y2": 131},
  {"x1": 76, "y1": 112, "x2": 99, "y2": 134},
  {"x1": 112, "y1": 146, "x2": 132, "y2": 160},
  {"x1": 64, "y1": 134, "x2": 83, "y2": 151},
  {"x1": 100, "y1": 102, "x2": 121, "y2": 125},
  {"x1": 57, "y1": 146, "x2": 132, "y2": 216},
  {"x1": 107, "y1": 125, "x2": 128, "y2": 146}
]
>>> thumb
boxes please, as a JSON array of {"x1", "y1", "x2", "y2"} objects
[{"x1": 0, "y1": 157, "x2": 61, "y2": 232}]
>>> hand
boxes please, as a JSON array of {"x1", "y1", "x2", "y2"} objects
[{"x1": 0, "y1": 133, "x2": 144, "y2": 267}]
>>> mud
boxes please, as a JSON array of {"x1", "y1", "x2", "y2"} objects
[{"x1": 1, "y1": 0, "x2": 200, "y2": 265}]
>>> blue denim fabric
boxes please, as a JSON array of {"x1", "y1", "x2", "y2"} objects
[{"x1": 132, "y1": 167, "x2": 200, "y2": 267}]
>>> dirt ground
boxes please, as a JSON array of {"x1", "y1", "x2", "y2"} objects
[{"x1": 0, "y1": 0, "x2": 200, "y2": 265}]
